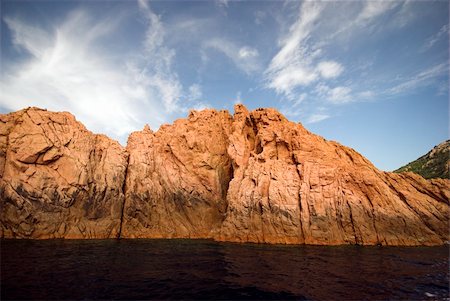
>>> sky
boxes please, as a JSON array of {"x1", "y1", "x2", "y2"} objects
[{"x1": 0, "y1": 0, "x2": 448, "y2": 171}]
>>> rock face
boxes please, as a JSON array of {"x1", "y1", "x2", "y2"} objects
[
  {"x1": 121, "y1": 110, "x2": 233, "y2": 238},
  {"x1": 216, "y1": 106, "x2": 449, "y2": 245},
  {"x1": 1, "y1": 106, "x2": 449, "y2": 245},
  {"x1": 0, "y1": 108, "x2": 128, "y2": 238},
  {"x1": 394, "y1": 140, "x2": 449, "y2": 179}
]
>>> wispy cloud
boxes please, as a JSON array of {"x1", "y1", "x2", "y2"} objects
[
  {"x1": 254, "y1": 10, "x2": 266, "y2": 25},
  {"x1": 306, "y1": 114, "x2": 330, "y2": 124},
  {"x1": 291, "y1": 93, "x2": 307, "y2": 108},
  {"x1": 315, "y1": 84, "x2": 353, "y2": 104},
  {"x1": 239, "y1": 46, "x2": 258, "y2": 59},
  {"x1": 316, "y1": 61, "x2": 344, "y2": 79},
  {"x1": 204, "y1": 38, "x2": 260, "y2": 74},
  {"x1": 319, "y1": 1, "x2": 400, "y2": 47},
  {"x1": 264, "y1": 2, "x2": 348, "y2": 102},
  {"x1": 358, "y1": 90, "x2": 375, "y2": 99},
  {"x1": 3, "y1": 16, "x2": 52, "y2": 58},
  {"x1": 0, "y1": 1, "x2": 184, "y2": 143},
  {"x1": 327, "y1": 86, "x2": 353, "y2": 104},
  {"x1": 186, "y1": 83, "x2": 211, "y2": 110},
  {"x1": 392, "y1": 0, "x2": 416, "y2": 28},
  {"x1": 265, "y1": 1, "x2": 325, "y2": 97},
  {"x1": 387, "y1": 63, "x2": 448, "y2": 95},
  {"x1": 421, "y1": 23, "x2": 449, "y2": 52},
  {"x1": 233, "y1": 91, "x2": 242, "y2": 105},
  {"x1": 356, "y1": 1, "x2": 398, "y2": 24},
  {"x1": 216, "y1": 0, "x2": 228, "y2": 9},
  {"x1": 188, "y1": 84, "x2": 202, "y2": 101},
  {"x1": 264, "y1": 0, "x2": 432, "y2": 124},
  {"x1": 136, "y1": 0, "x2": 181, "y2": 113},
  {"x1": 215, "y1": 0, "x2": 229, "y2": 16}
]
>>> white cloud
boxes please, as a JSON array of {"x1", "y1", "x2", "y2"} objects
[
  {"x1": 268, "y1": 65, "x2": 318, "y2": 97},
  {"x1": 315, "y1": 84, "x2": 353, "y2": 104},
  {"x1": 317, "y1": 61, "x2": 344, "y2": 79},
  {"x1": 265, "y1": 2, "x2": 347, "y2": 99},
  {"x1": 265, "y1": 0, "x2": 404, "y2": 112},
  {"x1": 266, "y1": 1, "x2": 323, "y2": 75},
  {"x1": 239, "y1": 46, "x2": 258, "y2": 59},
  {"x1": 204, "y1": 38, "x2": 260, "y2": 74},
  {"x1": 0, "y1": 3, "x2": 183, "y2": 143},
  {"x1": 306, "y1": 114, "x2": 330, "y2": 124},
  {"x1": 421, "y1": 24, "x2": 449, "y2": 52},
  {"x1": 137, "y1": 0, "x2": 182, "y2": 113},
  {"x1": 328, "y1": 86, "x2": 352, "y2": 104}
]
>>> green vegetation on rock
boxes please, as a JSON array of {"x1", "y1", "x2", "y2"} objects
[{"x1": 394, "y1": 140, "x2": 449, "y2": 179}]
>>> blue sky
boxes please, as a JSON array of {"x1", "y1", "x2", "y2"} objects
[{"x1": 0, "y1": 0, "x2": 448, "y2": 171}]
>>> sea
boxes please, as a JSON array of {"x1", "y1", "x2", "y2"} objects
[{"x1": 1, "y1": 239, "x2": 448, "y2": 300}]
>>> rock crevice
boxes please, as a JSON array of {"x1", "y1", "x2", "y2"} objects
[
  {"x1": 1, "y1": 106, "x2": 448, "y2": 245},
  {"x1": 117, "y1": 152, "x2": 130, "y2": 239}
]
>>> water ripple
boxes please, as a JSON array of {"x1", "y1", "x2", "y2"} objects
[{"x1": 1, "y1": 239, "x2": 448, "y2": 300}]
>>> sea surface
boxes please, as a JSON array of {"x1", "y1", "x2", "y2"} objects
[{"x1": 1, "y1": 239, "x2": 448, "y2": 300}]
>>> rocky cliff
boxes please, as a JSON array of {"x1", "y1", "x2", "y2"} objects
[
  {"x1": 1, "y1": 106, "x2": 448, "y2": 245},
  {"x1": 0, "y1": 108, "x2": 128, "y2": 238},
  {"x1": 121, "y1": 109, "x2": 233, "y2": 238}
]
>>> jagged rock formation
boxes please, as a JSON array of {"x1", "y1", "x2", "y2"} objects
[
  {"x1": 394, "y1": 140, "x2": 449, "y2": 179},
  {"x1": 216, "y1": 106, "x2": 449, "y2": 245},
  {"x1": 0, "y1": 108, "x2": 128, "y2": 238},
  {"x1": 121, "y1": 110, "x2": 233, "y2": 238},
  {"x1": 1, "y1": 106, "x2": 449, "y2": 245}
]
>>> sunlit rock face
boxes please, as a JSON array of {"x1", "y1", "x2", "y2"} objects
[
  {"x1": 121, "y1": 109, "x2": 233, "y2": 239},
  {"x1": 1, "y1": 106, "x2": 448, "y2": 245},
  {"x1": 215, "y1": 105, "x2": 449, "y2": 246},
  {"x1": 0, "y1": 108, "x2": 128, "y2": 238}
]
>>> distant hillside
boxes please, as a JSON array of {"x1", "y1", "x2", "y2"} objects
[{"x1": 394, "y1": 140, "x2": 449, "y2": 179}]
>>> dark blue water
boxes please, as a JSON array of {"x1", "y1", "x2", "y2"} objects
[{"x1": 1, "y1": 239, "x2": 448, "y2": 300}]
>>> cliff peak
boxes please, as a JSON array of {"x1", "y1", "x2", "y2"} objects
[{"x1": 143, "y1": 124, "x2": 152, "y2": 133}]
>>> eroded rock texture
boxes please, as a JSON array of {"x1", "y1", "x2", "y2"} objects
[
  {"x1": 121, "y1": 110, "x2": 233, "y2": 238},
  {"x1": 216, "y1": 105, "x2": 449, "y2": 245},
  {"x1": 1, "y1": 105, "x2": 448, "y2": 245},
  {"x1": 0, "y1": 108, "x2": 128, "y2": 238}
]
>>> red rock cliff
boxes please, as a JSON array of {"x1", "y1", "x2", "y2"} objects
[
  {"x1": 1, "y1": 106, "x2": 448, "y2": 245},
  {"x1": 0, "y1": 108, "x2": 128, "y2": 238}
]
